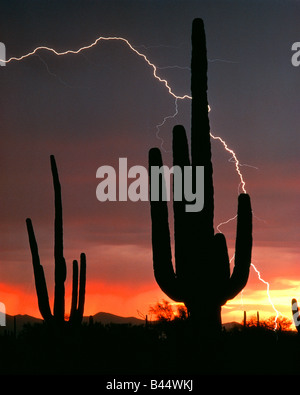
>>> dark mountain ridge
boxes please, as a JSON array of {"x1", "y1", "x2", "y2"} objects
[{"x1": 0, "y1": 312, "x2": 242, "y2": 334}]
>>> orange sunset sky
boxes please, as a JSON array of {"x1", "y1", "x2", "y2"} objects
[{"x1": 1, "y1": 1, "x2": 300, "y2": 329}]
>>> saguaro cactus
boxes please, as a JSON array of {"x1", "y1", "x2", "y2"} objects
[
  {"x1": 26, "y1": 155, "x2": 86, "y2": 326},
  {"x1": 148, "y1": 18, "x2": 252, "y2": 333},
  {"x1": 291, "y1": 298, "x2": 300, "y2": 333}
]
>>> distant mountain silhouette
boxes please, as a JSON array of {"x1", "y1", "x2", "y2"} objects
[
  {"x1": 85, "y1": 312, "x2": 144, "y2": 326},
  {"x1": 0, "y1": 314, "x2": 42, "y2": 334},
  {"x1": 0, "y1": 312, "x2": 241, "y2": 335},
  {"x1": 222, "y1": 321, "x2": 243, "y2": 331},
  {"x1": 0, "y1": 312, "x2": 145, "y2": 334}
]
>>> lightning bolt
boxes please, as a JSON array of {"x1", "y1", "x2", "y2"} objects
[
  {"x1": 216, "y1": 215, "x2": 237, "y2": 234},
  {"x1": 217, "y1": 215, "x2": 281, "y2": 330},
  {"x1": 155, "y1": 97, "x2": 179, "y2": 152},
  {"x1": 250, "y1": 263, "x2": 280, "y2": 330},
  {"x1": 1, "y1": 34, "x2": 279, "y2": 329},
  {"x1": 209, "y1": 133, "x2": 247, "y2": 194},
  {"x1": 0, "y1": 36, "x2": 191, "y2": 101},
  {"x1": 34, "y1": 54, "x2": 76, "y2": 88},
  {"x1": 208, "y1": 58, "x2": 238, "y2": 64}
]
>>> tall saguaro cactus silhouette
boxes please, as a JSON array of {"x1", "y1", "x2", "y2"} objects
[
  {"x1": 26, "y1": 155, "x2": 86, "y2": 326},
  {"x1": 148, "y1": 18, "x2": 252, "y2": 333}
]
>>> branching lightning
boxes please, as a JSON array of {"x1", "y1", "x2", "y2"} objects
[
  {"x1": 208, "y1": 58, "x2": 238, "y2": 64},
  {"x1": 1, "y1": 33, "x2": 280, "y2": 329},
  {"x1": 0, "y1": 36, "x2": 191, "y2": 101},
  {"x1": 216, "y1": 215, "x2": 237, "y2": 234},
  {"x1": 250, "y1": 263, "x2": 280, "y2": 330},
  {"x1": 157, "y1": 65, "x2": 190, "y2": 71},
  {"x1": 34, "y1": 54, "x2": 75, "y2": 88},
  {"x1": 217, "y1": 214, "x2": 281, "y2": 330},
  {"x1": 209, "y1": 133, "x2": 247, "y2": 194},
  {"x1": 156, "y1": 97, "x2": 179, "y2": 152}
]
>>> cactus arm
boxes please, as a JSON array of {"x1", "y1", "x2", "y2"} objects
[
  {"x1": 26, "y1": 218, "x2": 53, "y2": 322},
  {"x1": 213, "y1": 233, "x2": 231, "y2": 305},
  {"x1": 77, "y1": 252, "x2": 86, "y2": 323},
  {"x1": 70, "y1": 260, "x2": 79, "y2": 321},
  {"x1": 69, "y1": 254, "x2": 86, "y2": 324},
  {"x1": 225, "y1": 193, "x2": 252, "y2": 301},
  {"x1": 50, "y1": 155, "x2": 67, "y2": 322},
  {"x1": 149, "y1": 148, "x2": 181, "y2": 302},
  {"x1": 292, "y1": 298, "x2": 300, "y2": 333}
]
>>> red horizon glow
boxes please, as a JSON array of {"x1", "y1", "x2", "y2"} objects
[{"x1": 2, "y1": 253, "x2": 300, "y2": 329}]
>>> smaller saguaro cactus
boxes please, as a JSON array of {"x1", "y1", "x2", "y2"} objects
[
  {"x1": 243, "y1": 311, "x2": 247, "y2": 328},
  {"x1": 26, "y1": 155, "x2": 86, "y2": 326},
  {"x1": 291, "y1": 298, "x2": 300, "y2": 333}
]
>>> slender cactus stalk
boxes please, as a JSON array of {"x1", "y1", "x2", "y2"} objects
[
  {"x1": 69, "y1": 253, "x2": 86, "y2": 325},
  {"x1": 26, "y1": 218, "x2": 53, "y2": 322},
  {"x1": 51, "y1": 155, "x2": 66, "y2": 323}
]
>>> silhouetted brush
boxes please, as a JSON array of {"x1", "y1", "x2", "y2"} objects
[
  {"x1": 26, "y1": 155, "x2": 86, "y2": 326},
  {"x1": 148, "y1": 18, "x2": 252, "y2": 334},
  {"x1": 291, "y1": 298, "x2": 300, "y2": 333}
]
